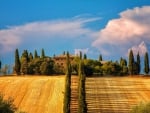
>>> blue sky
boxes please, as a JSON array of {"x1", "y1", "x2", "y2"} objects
[{"x1": 0, "y1": 0, "x2": 150, "y2": 65}]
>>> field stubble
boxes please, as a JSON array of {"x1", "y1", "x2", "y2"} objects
[{"x1": 0, "y1": 76, "x2": 65, "y2": 113}]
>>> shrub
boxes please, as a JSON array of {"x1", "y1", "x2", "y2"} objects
[{"x1": 0, "y1": 95, "x2": 16, "y2": 113}]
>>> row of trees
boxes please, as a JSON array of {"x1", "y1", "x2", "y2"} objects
[
  {"x1": 14, "y1": 48, "x2": 150, "y2": 76},
  {"x1": 14, "y1": 49, "x2": 54, "y2": 75},
  {"x1": 78, "y1": 53, "x2": 87, "y2": 113},
  {"x1": 128, "y1": 50, "x2": 150, "y2": 75},
  {"x1": 63, "y1": 52, "x2": 87, "y2": 113}
]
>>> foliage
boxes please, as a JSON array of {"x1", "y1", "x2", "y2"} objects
[
  {"x1": 144, "y1": 52, "x2": 149, "y2": 74},
  {"x1": 14, "y1": 49, "x2": 21, "y2": 75},
  {"x1": 128, "y1": 49, "x2": 134, "y2": 75},
  {"x1": 63, "y1": 52, "x2": 71, "y2": 113},
  {"x1": 99, "y1": 54, "x2": 102, "y2": 61},
  {"x1": 41, "y1": 48, "x2": 45, "y2": 58},
  {"x1": 34, "y1": 50, "x2": 38, "y2": 59},
  {"x1": 0, "y1": 60, "x2": 1, "y2": 69},
  {"x1": 137, "y1": 52, "x2": 141, "y2": 74},
  {"x1": 78, "y1": 54, "x2": 87, "y2": 113},
  {"x1": 40, "y1": 59, "x2": 54, "y2": 75},
  {"x1": 0, "y1": 95, "x2": 17, "y2": 113},
  {"x1": 130, "y1": 102, "x2": 150, "y2": 113},
  {"x1": 102, "y1": 61, "x2": 122, "y2": 75}
]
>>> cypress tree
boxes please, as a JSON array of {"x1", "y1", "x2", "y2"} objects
[
  {"x1": 99, "y1": 54, "x2": 103, "y2": 61},
  {"x1": 137, "y1": 52, "x2": 141, "y2": 74},
  {"x1": 21, "y1": 50, "x2": 29, "y2": 74},
  {"x1": 78, "y1": 52, "x2": 87, "y2": 113},
  {"x1": 29, "y1": 52, "x2": 33, "y2": 62},
  {"x1": 41, "y1": 48, "x2": 45, "y2": 58},
  {"x1": 63, "y1": 52, "x2": 71, "y2": 113},
  {"x1": 34, "y1": 50, "x2": 38, "y2": 59},
  {"x1": 144, "y1": 52, "x2": 149, "y2": 74},
  {"x1": 128, "y1": 49, "x2": 134, "y2": 75},
  {"x1": 83, "y1": 54, "x2": 87, "y2": 60},
  {"x1": 0, "y1": 60, "x2": 1, "y2": 70},
  {"x1": 14, "y1": 49, "x2": 21, "y2": 75}
]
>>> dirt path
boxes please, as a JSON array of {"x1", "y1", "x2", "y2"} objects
[
  {"x1": 70, "y1": 76, "x2": 78, "y2": 113},
  {"x1": 0, "y1": 76, "x2": 65, "y2": 113},
  {"x1": 85, "y1": 77, "x2": 150, "y2": 113}
]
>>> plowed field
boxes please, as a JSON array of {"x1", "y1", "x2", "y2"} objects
[
  {"x1": 0, "y1": 76, "x2": 65, "y2": 113},
  {"x1": 86, "y1": 77, "x2": 150, "y2": 113}
]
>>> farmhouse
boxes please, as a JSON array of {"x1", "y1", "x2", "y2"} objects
[{"x1": 53, "y1": 54, "x2": 75, "y2": 69}]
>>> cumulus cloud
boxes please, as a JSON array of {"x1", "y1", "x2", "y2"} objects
[
  {"x1": 128, "y1": 41, "x2": 147, "y2": 56},
  {"x1": 92, "y1": 6, "x2": 150, "y2": 57},
  {"x1": 0, "y1": 16, "x2": 100, "y2": 54}
]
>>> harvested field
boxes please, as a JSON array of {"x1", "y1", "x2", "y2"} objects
[
  {"x1": 0, "y1": 76, "x2": 65, "y2": 113},
  {"x1": 86, "y1": 77, "x2": 150, "y2": 113},
  {"x1": 70, "y1": 76, "x2": 78, "y2": 113}
]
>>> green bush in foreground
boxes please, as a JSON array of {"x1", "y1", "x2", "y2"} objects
[
  {"x1": 130, "y1": 102, "x2": 150, "y2": 113},
  {"x1": 0, "y1": 95, "x2": 16, "y2": 113}
]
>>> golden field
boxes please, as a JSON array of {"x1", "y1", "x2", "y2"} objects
[
  {"x1": 0, "y1": 76, "x2": 65, "y2": 113},
  {"x1": 1, "y1": 75, "x2": 150, "y2": 113},
  {"x1": 86, "y1": 76, "x2": 150, "y2": 113}
]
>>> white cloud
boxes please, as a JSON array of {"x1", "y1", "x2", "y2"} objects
[
  {"x1": 92, "y1": 6, "x2": 150, "y2": 57},
  {"x1": 0, "y1": 17, "x2": 100, "y2": 54},
  {"x1": 128, "y1": 41, "x2": 147, "y2": 56},
  {"x1": 74, "y1": 48, "x2": 89, "y2": 56}
]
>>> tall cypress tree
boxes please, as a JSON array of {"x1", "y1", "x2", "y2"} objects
[
  {"x1": 128, "y1": 49, "x2": 134, "y2": 75},
  {"x1": 78, "y1": 52, "x2": 87, "y2": 113},
  {"x1": 0, "y1": 60, "x2": 1, "y2": 70},
  {"x1": 63, "y1": 52, "x2": 71, "y2": 113},
  {"x1": 83, "y1": 54, "x2": 87, "y2": 60},
  {"x1": 99, "y1": 54, "x2": 103, "y2": 61},
  {"x1": 41, "y1": 48, "x2": 45, "y2": 58},
  {"x1": 34, "y1": 50, "x2": 38, "y2": 59},
  {"x1": 144, "y1": 52, "x2": 149, "y2": 74},
  {"x1": 137, "y1": 52, "x2": 141, "y2": 74},
  {"x1": 14, "y1": 49, "x2": 21, "y2": 75}
]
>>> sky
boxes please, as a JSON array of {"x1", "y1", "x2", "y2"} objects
[{"x1": 0, "y1": 0, "x2": 150, "y2": 65}]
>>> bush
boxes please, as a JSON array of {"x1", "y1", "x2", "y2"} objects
[
  {"x1": 0, "y1": 95, "x2": 17, "y2": 113},
  {"x1": 130, "y1": 102, "x2": 150, "y2": 113}
]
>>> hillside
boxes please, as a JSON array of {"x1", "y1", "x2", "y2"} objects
[
  {"x1": 86, "y1": 77, "x2": 150, "y2": 113},
  {"x1": 0, "y1": 76, "x2": 65, "y2": 113}
]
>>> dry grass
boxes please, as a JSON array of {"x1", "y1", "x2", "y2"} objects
[
  {"x1": 0, "y1": 75, "x2": 65, "y2": 113},
  {"x1": 86, "y1": 76, "x2": 150, "y2": 113}
]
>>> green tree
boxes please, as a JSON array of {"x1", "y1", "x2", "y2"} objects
[
  {"x1": 144, "y1": 52, "x2": 149, "y2": 74},
  {"x1": 14, "y1": 49, "x2": 21, "y2": 75},
  {"x1": 34, "y1": 50, "x2": 38, "y2": 59},
  {"x1": 40, "y1": 59, "x2": 54, "y2": 75},
  {"x1": 21, "y1": 50, "x2": 29, "y2": 74},
  {"x1": 0, "y1": 60, "x2": 1, "y2": 70},
  {"x1": 99, "y1": 54, "x2": 103, "y2": 61},
  {"x1": 128, "y1": 50, "x2": 134, "y2": 75},
  {"x1": 63, "y1": 52, "x2": 71, "y2": 113},
  {"x1": 83, "y1": 54, "x2": 87, "y2": 60},
  {"x1": 41, "y1": 48, "x2": 45, "y2": 58},
  {"x1": 137, "y1": 52, "x2": 141, "y2": 74},
  {"x1": 29, "y1": 52, "x2": 33, "y2": 62},
  {"x1": 120, "y1": 58, "x2": 128, "y2": 75},
  {"x1": 78, "y1": 52, "x2": 87, "y2": 113}
]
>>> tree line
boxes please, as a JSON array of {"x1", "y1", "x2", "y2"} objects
[{"x1": 13, "y1": 48, "x2": 150, "y2": 76}]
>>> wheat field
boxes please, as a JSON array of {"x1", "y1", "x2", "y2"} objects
[
  {"x1": 86, "y1": 76, "x2": 150, "y2": 113},
  {"x1": 0, "y1": 76, "x2": 65, "y2": 113}
]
